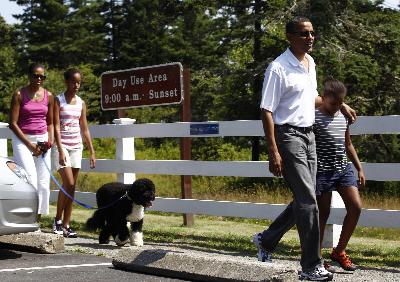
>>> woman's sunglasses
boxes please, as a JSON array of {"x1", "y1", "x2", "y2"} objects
[{"x1": 31, "y1": 74, "x2": 47, "y2": 80}]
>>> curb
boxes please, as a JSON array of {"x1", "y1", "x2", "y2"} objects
[
  {"x1": 112, "y1": 246, "x2": 298, "y2": 281},
  {"x1": 0, "y1": 232, "x2": 64, "y2": 254}
]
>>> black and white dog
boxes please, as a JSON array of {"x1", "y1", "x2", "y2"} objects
[{"x1": 86, "y1": 178, "x2": 155, "y2": 247}]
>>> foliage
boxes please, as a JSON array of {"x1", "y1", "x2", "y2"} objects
[
  {"x1": 41, "y1": 205, "x2": 400, "y2": 268},
  {"x1": 0, "y1": 17, "x2": 19, "y2": 121},
  {"x1": 1, "y1": 0, "x2": 399, "y2": 195}
]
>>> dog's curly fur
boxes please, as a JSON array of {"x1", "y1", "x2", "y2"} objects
[{"x1": 86, "y1": 178, "x2": 155, "y2": 246}]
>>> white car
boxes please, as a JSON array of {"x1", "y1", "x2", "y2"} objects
[{"x1": 0, "y1": 157, "x2": 39, "y2": 235}]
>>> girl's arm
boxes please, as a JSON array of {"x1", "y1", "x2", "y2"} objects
[
  {"x1": 9, "y1": 90, "x2": 41, "y2": 156},
  {"x1": 53, "y1": 97, "x2": 66, "y2": 166},
  {"x1": 80, "y1": 101, "x2": 96, "y2": 169},
  {"x1": 345, "y1": 126, "x2": 365, "y2": 187},
  {"x1": 340, "y1": 103, "x2": 357, "y2": 124},
  {"x1": 46, "y1": 92, "x2": 54, "y2": 146}
]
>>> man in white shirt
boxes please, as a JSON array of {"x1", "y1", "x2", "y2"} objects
[{"x1": 252, "y1": 16, "x2": 355, "y2": 281}]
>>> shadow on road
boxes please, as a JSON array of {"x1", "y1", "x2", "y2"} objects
[
  {"x1": 358, "y1": 265, "x2": 400, "y2": 274},
  {"x1": 0, "y1": 246, "x2": 22, "y2": 260}
]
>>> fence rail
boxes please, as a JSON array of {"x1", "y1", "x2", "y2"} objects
[
  {"x1": 80, "y1": 159, "x2": 400, "y2": 181},
  {"x1": 48, "y1": 191, "x2": 400, "y2": 229},
  {"x1": 2, "y1": 116, "x2": 400, "y2": 234},
  {"x1": 1, "y1": 116, "x2": 399, "y2": 139}
]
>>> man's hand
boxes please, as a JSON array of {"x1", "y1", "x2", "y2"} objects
[
  {"x1": 341, "y1": 103, "x2": 357, "y2": 124},
  {"x1": 269, "y1": 150, "x2": 283, "y2": 177}
]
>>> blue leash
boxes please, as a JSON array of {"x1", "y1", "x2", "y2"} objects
[{"x1": 41, "y1": 155, "x2": 127, "y2": 210}]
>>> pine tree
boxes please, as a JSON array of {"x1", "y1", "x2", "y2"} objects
[
  {"x1": 214, "y1": 0, "x2": 287, "y2": 160},
  {"x1": 11, "y1": 0, "x2": 69, "y2": 67},
  {"x1": 11, "y1": 0, "x2": 108, "y2": 69},
  {"x1": 62, "y1": 0, "x2": 108, "y2": 70},
  {"x1": 0, "y1": 17, "x2": 19, "y2": 121},
  {"x1": 99, "y1": 0, "x2": 124, "y2": 68}
]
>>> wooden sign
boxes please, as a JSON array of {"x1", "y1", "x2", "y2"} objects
[{"x1": 101, "y1": 62, "x2": 183, "y2": 110}]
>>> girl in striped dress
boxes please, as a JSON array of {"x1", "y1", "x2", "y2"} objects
[
  {"x1": 314, "y1": 78, "x2": 365, "y2": 271},
  {"x1": 52, "y1": 68, "x2": 96, "y2": 238}
]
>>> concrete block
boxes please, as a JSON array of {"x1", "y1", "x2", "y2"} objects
[
  {"x1": 322, "y1": 191, "x2": 345, "y2": 248},
  {"x1": 0, "y1": 232, "x2": 64, "y2": 254},
  {"x1": 113, "y1": 247, "x2": 297, "y2": 282}
]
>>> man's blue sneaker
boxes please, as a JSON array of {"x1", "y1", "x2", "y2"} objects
[{"x1": 252, "y1": 233, "x2": 273, "y2": 262}]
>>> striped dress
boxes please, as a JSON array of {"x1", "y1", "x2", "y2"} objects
[
  {"x1": 314, "y1": 109, "x2": 349, "y2": 172},
  {"x1": 58, "y1": 93, "x2": 83, "y2": 150}
]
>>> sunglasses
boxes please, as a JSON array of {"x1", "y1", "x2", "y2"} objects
[
  {"x1": 31, "y1": 74, "x2": 47, "y2": 80},
  {"x1": 292, "y1": 31, "x2": 316, "y2": 37}
]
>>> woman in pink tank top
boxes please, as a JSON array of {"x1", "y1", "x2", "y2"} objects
[{"x1": 9, "y1": 63, "x2": 54, "y2": 226}]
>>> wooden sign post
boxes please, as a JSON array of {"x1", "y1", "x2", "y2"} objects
[
  {"x1": 180, "y1": 69, "x2": 193, "y2": 226},
  {"x1": 101, "y1": 63, "x2": 193, "y2": 226}
]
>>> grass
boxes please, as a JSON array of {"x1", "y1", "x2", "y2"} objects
[
  {"x1": 55, "y1": 140, "x2": 400, "y2": 209},
  {"x1": 63, "y1": 171, "x2": 400, "y2": 209},
  {"x1": 44, "y1": 144, "x2": 400, "y2": 269},
  {"x1": 41, "y1": 204, "x2": 400, "y2": 269}
]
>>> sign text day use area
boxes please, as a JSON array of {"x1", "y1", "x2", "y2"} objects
[{"x1": 101, "y1": 62, "x2": 183, "y2": 110}]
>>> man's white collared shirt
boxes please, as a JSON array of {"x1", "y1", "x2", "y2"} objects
[{"x1": 260, "y1": 48, "x2": 318, "y2": 127}]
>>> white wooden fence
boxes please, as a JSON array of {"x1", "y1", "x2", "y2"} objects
[{"x1": 0, "y1": 116, "x2": 399, "y2": 247}]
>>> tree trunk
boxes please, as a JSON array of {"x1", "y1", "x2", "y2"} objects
[{"x1": 251, "y1": 0, "x2": 263, "y2": 161}]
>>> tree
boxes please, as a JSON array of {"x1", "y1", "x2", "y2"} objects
[
  {"x1": 307, "y1": 0, "x2": 400, "y2": 194},
  {"x1": 0, "y1": 17, "x2": 20, "y2": 121},
  {"x1": 11, "y1": 0, "x2": 68, "y2": 67},
  {"x1": 117, "y1": 1, "x2": 229, "y2": 124},
  {"x1": 100, "y1": 0, "x2": 124, "y2": 68},
  {"x1": 60, "y1": 0, "x2": 108, "y2": 71},
  {"x1": 12, "y1": 0, "x2": 108, "y2": 69},
  {"x1": 213, "y1": 0, "x2": 287, "y2": 160}
]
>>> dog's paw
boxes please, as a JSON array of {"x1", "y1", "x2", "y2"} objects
[
  {"x1": 99, "y1": 238, "x2": 110, "y2": 244},
  {"x1": 115, "y1": 234, "x2": 129, "y2": 246},
  {"x1": 99, "y1": 232, "x2": 110, "y2": 244},
  {"x1": 130, "y1": 232, "x2": 144, "y2": 247}
]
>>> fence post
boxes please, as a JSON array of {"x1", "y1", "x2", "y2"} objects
[
  {"x1": 322, "y1": 191, "x2": 344, "y2": 248},
  {"x1": 0, "y1": 122, "x2": 9, "y2": 157},
  {"x1": 180, "y1": 68, "x2": 194, "y2": 226},
  {"x1": 113, "y1": 118, "x2": 136, "y2": 184}
]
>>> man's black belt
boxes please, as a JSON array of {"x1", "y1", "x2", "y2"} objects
[{"x1": 275, "y1": 123, "x2": 313, "y2": 132}]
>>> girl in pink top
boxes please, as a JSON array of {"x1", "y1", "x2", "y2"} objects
[
  {"x1": 9, "y1": 63, "x2": 54, "y2": 224},
  {"x1": 53, "y1": 68, "x2": 96, "y2": 238}
]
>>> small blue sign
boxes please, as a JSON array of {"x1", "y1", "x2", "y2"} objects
[{"x1": 190, "y1": 123, "x2": 219, "y2": 135}]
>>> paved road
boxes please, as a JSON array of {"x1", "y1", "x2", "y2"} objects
[
  {"x1": 0, "y1": 247, "x2": 184, "y2": 282},
  {"x1": 1, "y1": 236, "x2": 399, "y2": 282}
]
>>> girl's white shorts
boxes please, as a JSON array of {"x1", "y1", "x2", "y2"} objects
[{"x1": 52, "y1": 147, "x2": 82, "y2": 170}]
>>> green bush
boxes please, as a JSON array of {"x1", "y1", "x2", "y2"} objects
[{"x1": 59, "y1": 135, "x2": 400, "y2": 207}]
